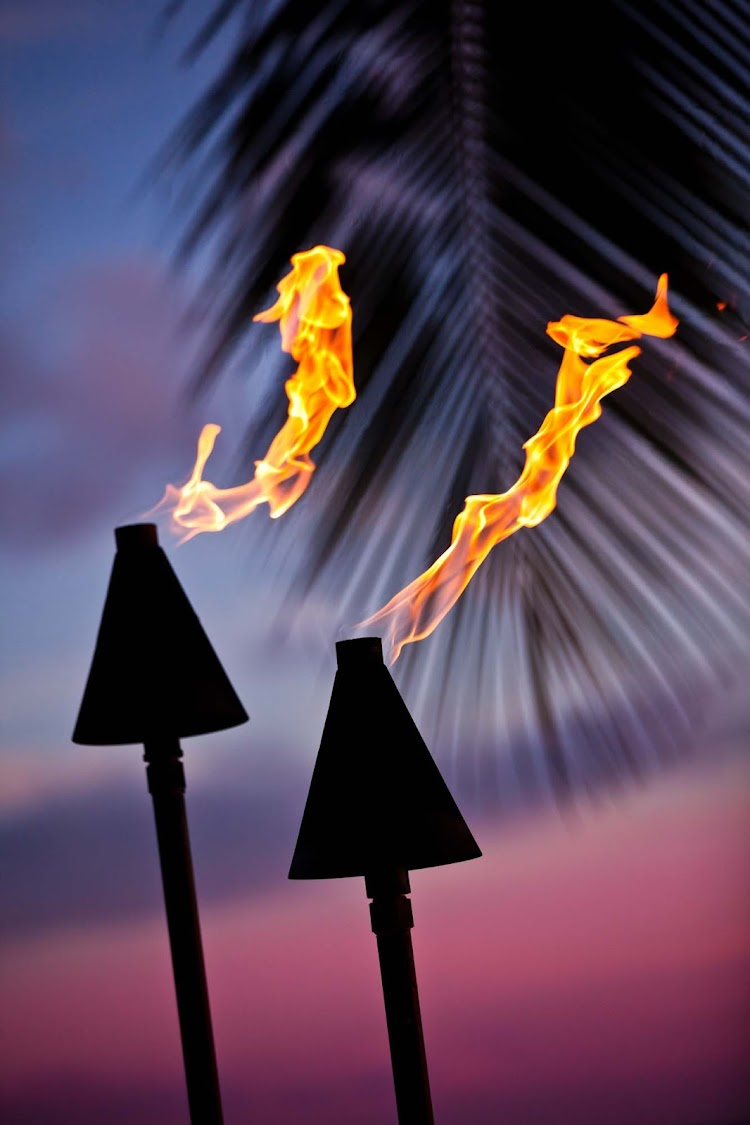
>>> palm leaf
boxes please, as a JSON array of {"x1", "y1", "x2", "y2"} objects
[{"x1": 155, "y1": 0, "x2": 750, "y2": 810}]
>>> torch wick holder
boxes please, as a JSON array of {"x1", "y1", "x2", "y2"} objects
[
  {"x1": 143, "y1": 738, "x2": 224, "y2": 1125},
  {"x1": 366, "y1": 868, "x2": 434, "y2": 1125}
]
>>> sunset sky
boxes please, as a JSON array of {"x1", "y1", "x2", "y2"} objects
[{"x1": 1, "y1": 4, "x2": 748, "y2": 1124}]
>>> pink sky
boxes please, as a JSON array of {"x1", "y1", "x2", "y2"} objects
[{"x1": 2, "y1": 753, "x2": 747, "y2": 1124}]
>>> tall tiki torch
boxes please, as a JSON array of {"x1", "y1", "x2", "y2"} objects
[
  {"x1": 72, "y1": 523, "x2": 248, "y2": 1125},
  {"x1": 289, "y1": 637, "x2": 481, "y2": 1124}
]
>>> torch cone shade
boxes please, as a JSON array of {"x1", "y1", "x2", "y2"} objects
[
  {"x1": 289, "y1": 637, "x2": 481, "y2": 879},
  {"x1": 72, "y1": 524, "x2": 248, "y2": 745}
]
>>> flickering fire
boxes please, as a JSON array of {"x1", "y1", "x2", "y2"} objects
[
  {"x1": 361, "y1": 275, "x2": 679, "y2": 663},
  {"x1": 152, "y1": 246, "x2": 353, "y2": 541}
]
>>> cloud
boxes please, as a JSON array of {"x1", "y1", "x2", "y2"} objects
[
  {"x1": 0, "y1": 747, "x2": 131, "y2": 815},
  {"x1": 0, "y1": 257, "x2": 207, "y2": 547},
  {"x1": 0, "y1": 749, "x2": 304, "y2": 939},
  {"x1": 0, "y1": 1, "x2": 121, "y2": 45}
]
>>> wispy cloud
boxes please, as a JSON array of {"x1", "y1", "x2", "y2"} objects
[
  {"x1": 0, "y1": 1, "x2": 122, "y2": 46},
  {"x1": 0, "y1": 256, "x2": 205, "y2": 547},
  {"x1": 0, "y1": 749, "x2": 302, "y2": 939}
]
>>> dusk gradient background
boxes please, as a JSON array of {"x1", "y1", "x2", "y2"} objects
[{"x1": 1, "y1": 4, "x2": 748, "y2": 1123}]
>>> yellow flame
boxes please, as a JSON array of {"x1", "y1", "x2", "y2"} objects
[
  {"x1": 360, "y1": 275, "x2": 679, "y2": 662},
  {"x1": 152, "y1": 245, "x2": 353, "y2": 541}
]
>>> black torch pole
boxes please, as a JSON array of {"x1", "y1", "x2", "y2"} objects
[
  {"x1": 366, "y1": 869, "x2": 434, "y2": 1125},
  {"x1": 144, "y1": 738, "x2": 224, "y2": 1125}
]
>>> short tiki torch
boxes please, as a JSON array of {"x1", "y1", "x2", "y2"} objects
[
  {"x1": 72, "y1": 523, "x2": 248, "y2": 1125},
  {"x1": 289, "y1": 636, "x2": 481, "y2": 1124}
]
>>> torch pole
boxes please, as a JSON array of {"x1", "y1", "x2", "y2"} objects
[
  {"x1": 144, "y1": 738, "x2": 224, "y2": 1125},
  {"x1": 366, "y1": 869, "x2": 434, "y2": 1125}
]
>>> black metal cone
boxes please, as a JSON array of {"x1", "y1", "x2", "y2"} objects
[
  {"x1": 73, "y1": 523, "x2": 249, "y2": 745},
  {"x1": 289, "y1": 637, "x2": 481, "y2": 879}
]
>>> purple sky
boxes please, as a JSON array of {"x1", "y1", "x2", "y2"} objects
[{"x1": 0, "y1": 3, "x2": 748, "y2": 1124}]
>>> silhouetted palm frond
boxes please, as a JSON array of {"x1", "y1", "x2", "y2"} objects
[{"x1": 157, "y1": 0, "x2": 749, "y2": 810}]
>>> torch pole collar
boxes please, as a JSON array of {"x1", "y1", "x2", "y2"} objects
[{"x1": 144, "y1": 738, "x2": 186, "y2": 795}]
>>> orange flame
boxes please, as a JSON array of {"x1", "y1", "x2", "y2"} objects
[
  {"x1": 360, "y1": 275, "x2": 679, "y2": 663},
  {"x1": 152, "y1": 245, "x2": 353, "y2": 540}
]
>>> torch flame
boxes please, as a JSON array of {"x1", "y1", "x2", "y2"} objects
[
  {"x1": 152, "y1": 245, "x2": 353, "y2": 541},
  {"x1": 360, "y1": 275, "x2": 679, "y2": 663}
]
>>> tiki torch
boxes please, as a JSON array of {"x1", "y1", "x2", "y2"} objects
[
  {"x1": 72, "y1": 523, "x2": 248, "y2": 1125},
  {"x1": 289, "y1": 636, "x2": 481, "y2": 1124}
]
